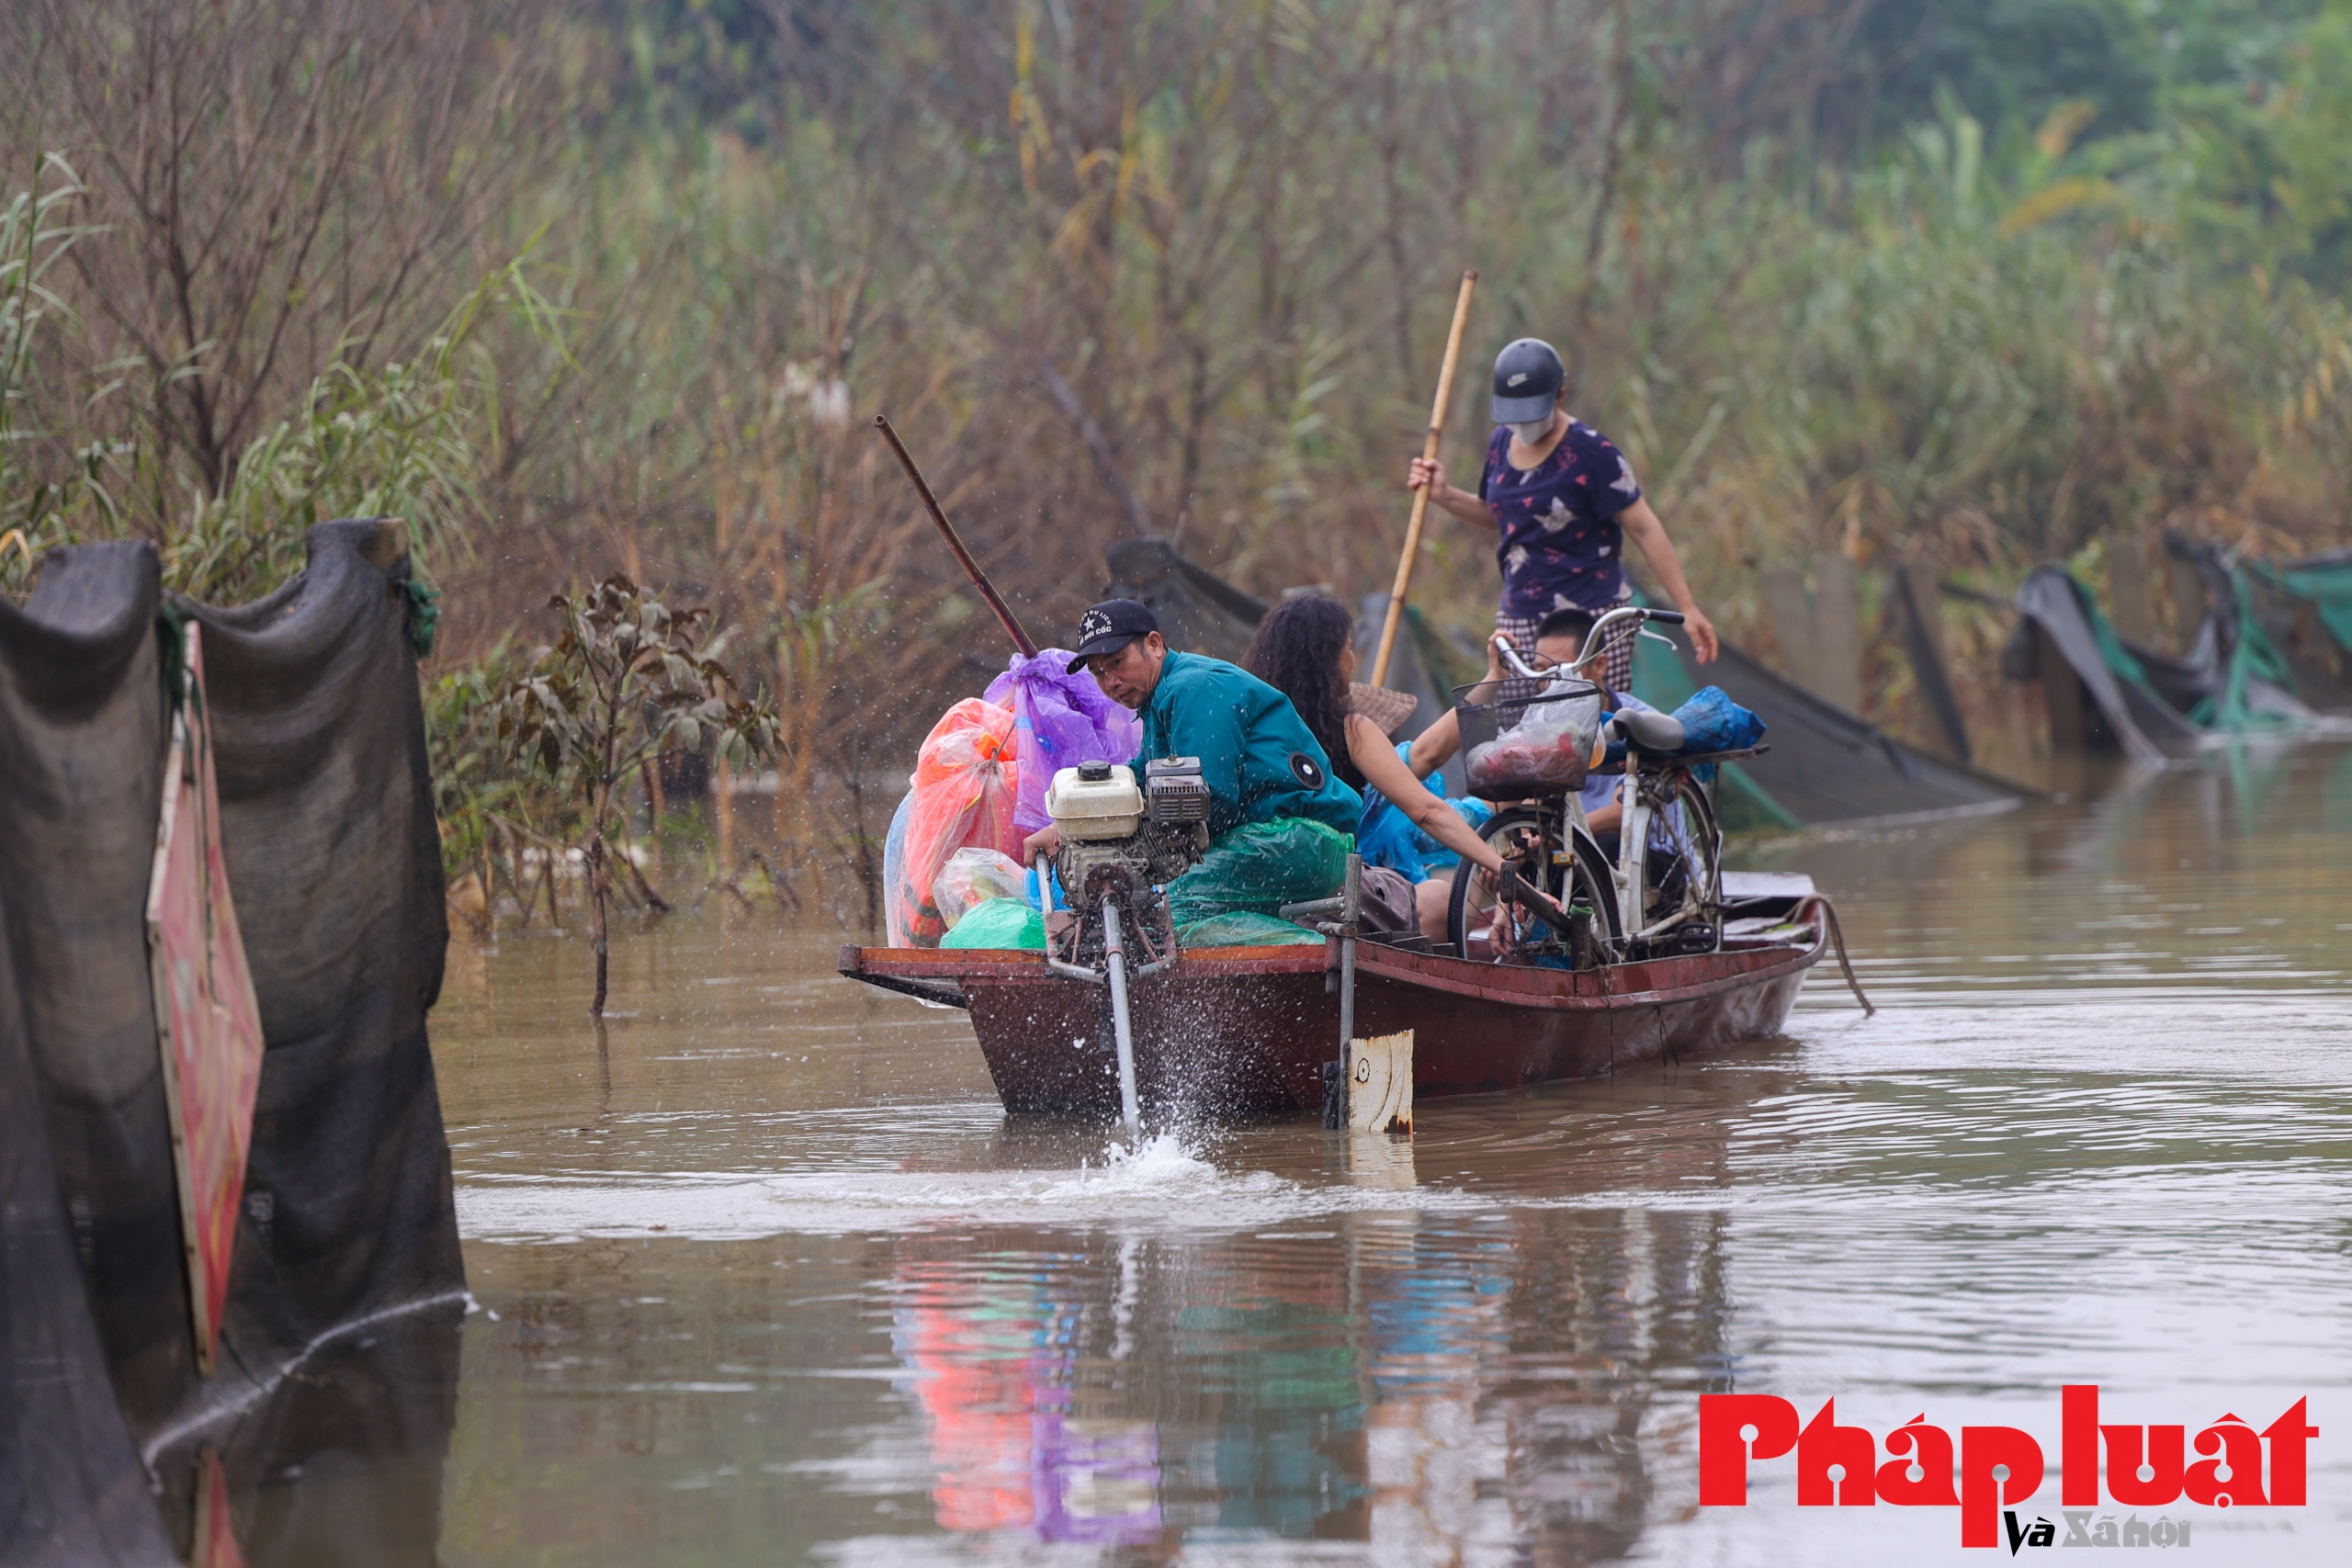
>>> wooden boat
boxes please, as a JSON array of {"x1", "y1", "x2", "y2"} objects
[{"x1": 841, "y1": 873, "x2": 1851, "y2": 1120}]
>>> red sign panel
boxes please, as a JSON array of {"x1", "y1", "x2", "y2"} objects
[{"x1": 145, "y1": 623, "x2": 266, "y2": 1376}]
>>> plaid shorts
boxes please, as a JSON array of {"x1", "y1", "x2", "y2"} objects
[{"x1": 1494, "y1": 610, "x2": 1634, "y2": 697}]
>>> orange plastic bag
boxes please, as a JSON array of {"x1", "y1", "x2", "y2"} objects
[{"x1": 887, "y1": 698, "x2": 1023, "y2": 947}]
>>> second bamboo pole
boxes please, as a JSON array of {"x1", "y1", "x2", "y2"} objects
[{"x1": 1371, "y1": 270, "x2": 1478, "y2": 689}]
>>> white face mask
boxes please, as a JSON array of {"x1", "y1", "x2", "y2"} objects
[{"x1": 1510, "y1": 415, "x2": 1554, "y2": 445}]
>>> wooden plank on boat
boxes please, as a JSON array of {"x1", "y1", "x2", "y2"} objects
[{"x1": 1348, "y1": 1031, "x2": 1414, "y2": 1136}]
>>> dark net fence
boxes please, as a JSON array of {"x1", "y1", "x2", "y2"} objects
[
  {"x1": 1102, "y1": 538, "x2": 2034, "y2": 828},
  {"x1": 2, "y1": 521, "x2": 462, "y2": 1566}
]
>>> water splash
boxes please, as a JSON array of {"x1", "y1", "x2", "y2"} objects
[{"x1": 456, "y1": 1122, "x2": 1501, "y2": 1243}]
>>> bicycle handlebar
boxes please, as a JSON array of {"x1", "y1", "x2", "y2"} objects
[
  {"x1": 1575, "y1": 605, "x2": 1678, "y2": 671},
  {"x1": 1491, "y1": 633, "x2": 1546, "y2": 681},
  {"x1": 1495, "y1": 604, "x2": 1689, "y2": 683}
]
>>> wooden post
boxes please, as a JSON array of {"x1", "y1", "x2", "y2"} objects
[
  {"x1": 1900, "y1": 562, "x2": 1951, "y2": 670},
  {"x1": 2037, "y1": 623, "x2": 2090, "y2": 751},
  {"x1": 1894, "y1": 561, "x2": 1970, "y2": 763},
  {"x1": 1323, "y1": 854, "x2": 1363, "y2": 1131},
  {"x1": 2108, "y1": 538, "x2": 2155, "y2": 646},
  {"x1": 716, "y1": 750, "x2": 735, "y2": 885},
  {"x1": 1759, "y1": 565, "x2": 1816, "y2": 687},
  {"x1": 2165, "y1": 553, "x2": 2207, "y2": 651},
  {"x1": 1373, "y1": 271, "x2": 1478, "y2": 688},
  {"x1": 1811, "y1": 551, "x2": 1864, "y2": 714}
]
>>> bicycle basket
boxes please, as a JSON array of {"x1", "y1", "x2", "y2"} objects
[{"x1": 1452, "y1": 675, "x2": 1602, "y2": 801}]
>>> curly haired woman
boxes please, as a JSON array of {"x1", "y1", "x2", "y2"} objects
[{"x1": 1243, "y1": 595, "x2": 1509, "y2": 942}]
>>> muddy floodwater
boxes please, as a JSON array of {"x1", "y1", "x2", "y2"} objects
[{"x1": 426, "y1": 744, "x2": 2352, "y2": 1566}]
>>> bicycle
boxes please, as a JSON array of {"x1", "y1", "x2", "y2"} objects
[{"x1": 1444, "y1": 606, "x2": 1757, "y2": 967}]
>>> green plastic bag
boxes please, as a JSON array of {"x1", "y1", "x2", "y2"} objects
[
  {"x1": 938, "y1": 897, "x2": 1045, "y2": 950},
  {"x1": 1165, "y1": 818, "x2": 1351, "y2": 929},
  {"x1": 1176, "y1": 911, "x2": 1325, "y2": 948}
]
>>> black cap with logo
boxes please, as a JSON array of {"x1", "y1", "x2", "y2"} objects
[
  {"x1": 1065, "y1": 599, "x2": 1159, "y2": 673},
  {"x1": 1491, "y1": 337, "x2": 1566, "y2": 424}
]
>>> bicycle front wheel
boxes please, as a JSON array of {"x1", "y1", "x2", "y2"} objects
[{"x1": 1445, "y1": 807, "x2": 1617, "y2": 966}]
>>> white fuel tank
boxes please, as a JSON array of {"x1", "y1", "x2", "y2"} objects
[{"x1": 1046, "y1": 762, "x2": 1145, "y2": 840}]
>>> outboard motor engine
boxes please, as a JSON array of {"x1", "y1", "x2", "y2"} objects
[
  {"x1": 1036, "y1": 757, "x2": 1212, "y2": 1133},
  {"x1": 1046, "y1": 757, "x2": 1210, "y2": 909}
]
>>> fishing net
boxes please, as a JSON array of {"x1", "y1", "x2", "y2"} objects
[
  {"x1": 2253, "y1": 555, "x2": 2352, "y2": 653},
  {"x1": 2004, "y1": 568, "x2": 2203, "y2": 762},
  {"x1": 2189, "y1": 567, "x2": 2301, "y2": 731},
  {"x1": 2246, "y1": 554, "x2": 2352, "y2": 712},
  {"x1": 1, "y1": 521, "x2": 462, "y2": 1559},
  {"x1": 1100, "y1": 536, "x2": 1268, "y2": 662},
  {"x1": 2005, "y1": 559, "x2": 2343, "y2": 755},
  {"x1": 1628, "y1": 610, "x2": 2023, "y2": 829},
  {"x1": 1351, "y1": 593, "x2": 1483, "y2": 741}
]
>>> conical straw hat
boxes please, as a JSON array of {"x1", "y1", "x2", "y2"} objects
[{"x1": 1348, "y1": 682, "x2": 1419, "y2": 735}]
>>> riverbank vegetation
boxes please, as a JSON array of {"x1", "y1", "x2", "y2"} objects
[{"x1": 6, "y1": 0, "x2": 2352, "y2": 921}]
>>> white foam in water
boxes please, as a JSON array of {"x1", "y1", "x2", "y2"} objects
[{"x1": 456, "y1": 1129, "x2": 1516, "y2": 1243}]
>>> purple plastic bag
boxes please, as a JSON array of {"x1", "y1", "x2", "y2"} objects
[{"x1": 985, "y1": 649, "x2": 1144, "y2": 834}]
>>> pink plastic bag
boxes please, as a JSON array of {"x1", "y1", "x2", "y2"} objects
[{"x1": 888, "y1": 699, "x2": 1023, "y2": 947}]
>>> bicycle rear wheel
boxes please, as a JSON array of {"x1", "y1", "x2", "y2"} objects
[{"x1": 1445, "y1": 807, "x2": 1618, "y2": 966}]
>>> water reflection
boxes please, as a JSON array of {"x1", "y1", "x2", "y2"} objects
[
  {"x1": 417, "y1": 742, "x2": 2352, "y2": 1566},
  {"x1": 150, "y1": 1301, "x2": 462, "y2": 1568},
  {"x1": 892, "y1": 1243, "x2": 1160, "y2": 1542},
  {"x1": 881, "y1": 1198, "x2": 1740, "y2": 1561}
]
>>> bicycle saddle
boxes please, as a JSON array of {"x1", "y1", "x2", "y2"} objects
[{"x1": 1607, "y1": 708, "x2": 1686, "y2": 754}]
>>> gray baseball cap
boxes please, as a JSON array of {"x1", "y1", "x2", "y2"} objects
[{"x1": 1491, "y1": 337, "x2": 1565, "y2": 424}]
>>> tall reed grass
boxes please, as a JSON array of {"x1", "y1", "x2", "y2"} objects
[{"x1": 8, "y1": 1, "x2": 2352, "y2": 916}]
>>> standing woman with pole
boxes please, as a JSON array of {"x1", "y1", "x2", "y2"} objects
[{"x1": 1406, "y1": 339, "x2": 1719, "y2": 694}]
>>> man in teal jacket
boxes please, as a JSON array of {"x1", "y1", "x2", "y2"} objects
[{"x1": 1025, "y1": 600, "x2": 1360, "y2": 927}]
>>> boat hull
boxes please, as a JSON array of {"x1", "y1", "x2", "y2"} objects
[{"x1": 842, "y1": 904, "x2": 1828, "y2": 1121}]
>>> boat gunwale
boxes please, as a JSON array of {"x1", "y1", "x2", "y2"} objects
[{"x1": 840, "y1": 903, "x2": 1827, "y2": 1016}]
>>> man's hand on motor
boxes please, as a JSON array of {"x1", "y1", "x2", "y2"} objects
[{"x1": 1023, "y1": 825, "x2": 1060, "y2": 864}]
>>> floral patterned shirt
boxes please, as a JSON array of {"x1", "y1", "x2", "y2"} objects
[{"x1": 1476, "y1": 421, "x2": 1643, "y2": 618}]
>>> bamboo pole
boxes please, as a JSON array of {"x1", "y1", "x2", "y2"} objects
[
  {"x1": 715, "y1": 749, "x2": 734, "y2": 884},
  {"x1": 1372, "y1": 270, "x2": 1478, "y2": 689},
  {"x1": 873, "y1": 414, "x2": 1042, "y2": 659}
]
